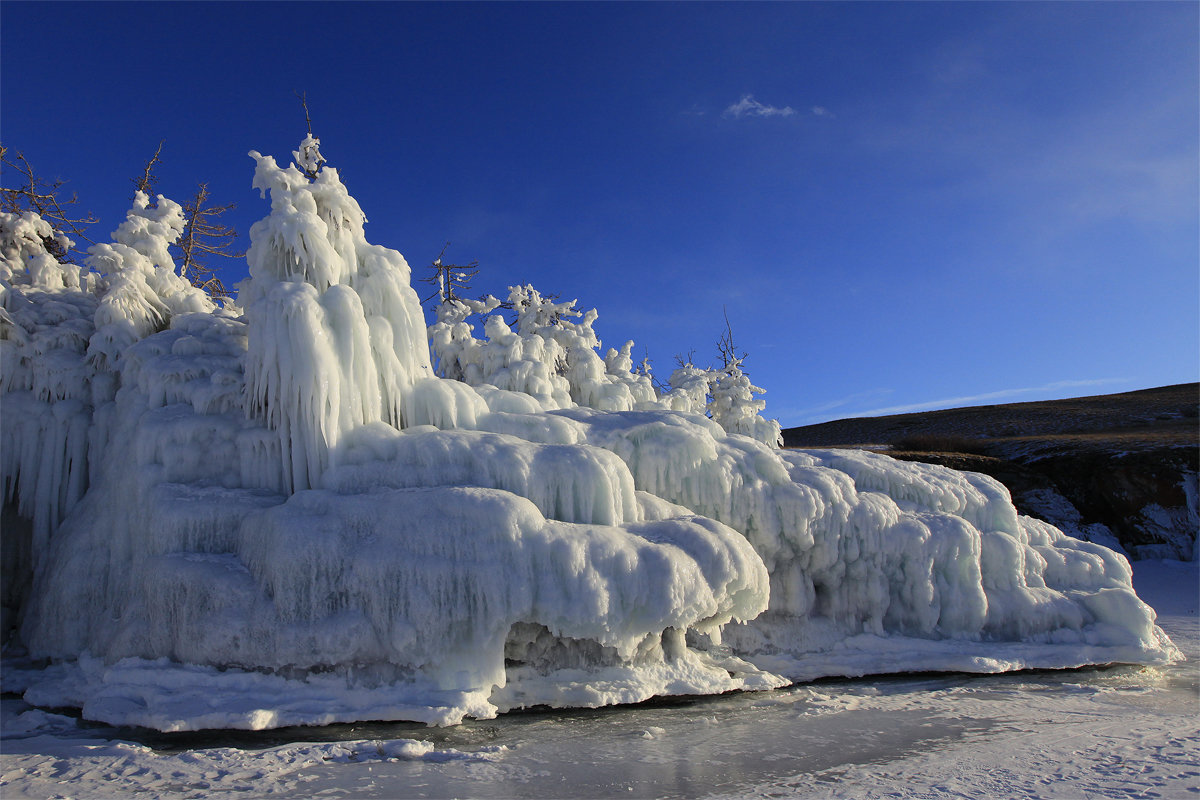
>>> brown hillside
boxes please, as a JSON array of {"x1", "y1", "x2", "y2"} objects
[{"x1": 783, "y1": 384, "x2": 1199, "y2": 560}]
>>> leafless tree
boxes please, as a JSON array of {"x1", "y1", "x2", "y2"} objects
[
  {"x1": 128, "y1": 142, "x2": 242, "y2": 298},
  {"x1": 0, "y1": 144, "x2": 97, "y2": 262},
  {"x1": 421, "y1": 242, "x2": 481, "y2": 304},
  {"x1": 172, "y1": 183, "x2": 243, "y2": 298}
]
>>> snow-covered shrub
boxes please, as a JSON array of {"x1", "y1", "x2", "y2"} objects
[
  {"x1": 86, "y1": 192, "x2": 215, "y2": 382},
  {"x1": 427, "y1": 285, "x2": 781, "y2": 449},
  {"x1": 0, "y1": 211, "x2": 91, "y2": 291},
  {"x1": 709, "y1": 358, "x2": 783, "y2": 447},
  {"x1": 428, "y1": 284, "x2": 659, "y2": 412}
]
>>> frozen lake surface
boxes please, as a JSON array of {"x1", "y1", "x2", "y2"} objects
[{"x1": 3, "y1": 559, "x2": 1197, "y2": 799}]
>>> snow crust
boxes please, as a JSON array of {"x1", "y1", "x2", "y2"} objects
[{"x1": 0, "y1": 141, "x2": 1180, "y2": 732}]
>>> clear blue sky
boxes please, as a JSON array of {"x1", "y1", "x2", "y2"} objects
[{"x1": 3, "y1": 1, "x2": 1196, "y2": 426}]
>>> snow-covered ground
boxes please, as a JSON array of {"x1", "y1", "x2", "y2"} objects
[{"x1": 3, "y1": 557, "x2": 1195, "y2": 799}]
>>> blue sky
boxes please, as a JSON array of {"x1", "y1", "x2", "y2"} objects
[{"x1": 3, "y1": 1, "x2": 1196, "y2": 426}]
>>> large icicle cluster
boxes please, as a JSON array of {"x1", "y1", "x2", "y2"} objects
[
  {"x1": 1, "y1": 193, "x2": 214, "y2": 546},
  {"x1": 239, "y1": 146, "x2": 434, "y2": 492},
  {"x1": 0, "y1": 138, "x2": 1180, "y2": 733}
]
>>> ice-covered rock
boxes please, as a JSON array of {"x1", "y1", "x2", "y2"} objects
[{"x1": 1, "y1": 138, "x2": 1180, "y2": 732}]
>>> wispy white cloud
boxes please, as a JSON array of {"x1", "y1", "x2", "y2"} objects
[
  {"x1": 723, "y1": 94, "x2": 796, "y2": 119},
  {"x1": 783, "y1": 388, "x2": 896, "y2": 425},
  {"x1": 855, "y1": 378, "x2": 1130, "y2": 418},
  {"x1": 810, "y1": 106, "x2": 834, "y2": 118}
]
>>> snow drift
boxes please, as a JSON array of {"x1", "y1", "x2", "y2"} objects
[{"x1": 0, "y1": 138, "x2": 1180, "y2": 731}]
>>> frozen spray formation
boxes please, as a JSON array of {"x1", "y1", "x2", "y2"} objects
[{"x1": 0, "y1": 139, "x2": 1180, "y2": 731}]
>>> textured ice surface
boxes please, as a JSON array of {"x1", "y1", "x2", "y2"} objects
[
  {"x1": 2, "y1": 559, "x2": 1195, "y2": 800},
  {"x1": 0, "y1": 142, "x2": 1180, "y2": 732}
]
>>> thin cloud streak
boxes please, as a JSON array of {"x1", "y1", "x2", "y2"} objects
[
  {"x1": 785, "y1": 388, "x2": 896, "y2": 425},
  {"x1": 723, "y1": 94, "x2": 795, "y2": 119},
  {"x1": 855, "y1": 378, "x2": 1130, "y2": 418}
]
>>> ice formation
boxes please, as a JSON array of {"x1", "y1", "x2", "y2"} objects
[
  {"x1": 426, "y1": 285, "x2": 783, "y2": 447},
  {"x1": 0, "y1": 138, "x2": 1180, "y2": 732}
]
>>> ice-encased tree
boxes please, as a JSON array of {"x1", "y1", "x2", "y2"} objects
[
  {"x1": 2, "y1": 189, "x2": 213, "y2": 543},
  {"x1": 661, "y1": 360, "x2": 711, "y2": 414},
  {"x1": 86, "y1": 192, "x2": 215, "y2": 385},
  {"x1": 428, "y1": 285, "x2": 784, "y2": 446},
  {"x1": 0, "y1": 146, "x2": 97, "y2": 264},
  {"x1": 429, "y1": 284, "x2": 710, "y2": 415},
  {"x1": 709, "y1": 357, "x2": 783, "y2": 447},
  {"x1": 0, "y1": 212, "x2": 99, "y2": 551},
  {"x1": 428, "y1": 294, "x2": 504, "y2": 382},
  {"x1": 239, "y1": 136, "x2": 433, "y2": 492},
  {"x1": 428, "y1": 284, "x2": 652, "y2": 411},
  {"x1": 0, "y1": 212, "x2": 89, "y2": 291}
]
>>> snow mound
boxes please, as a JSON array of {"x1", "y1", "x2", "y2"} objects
[{"x1": 0, "y1": 139, "x2": 1180, "y2": 732}]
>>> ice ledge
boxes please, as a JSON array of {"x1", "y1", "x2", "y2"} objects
[
  {"x1": 8, "y1": 655, "x2": 494, "y2": 731},
  {"x1": 8, "y1": 620, "x2": 1180, "y2": 733},
  {"x1": 738, "y1": 631, "x2": 1183, "y2": 685},
  {"x1": 4, "y1": 649, "x2": 788, "y2": 733}
]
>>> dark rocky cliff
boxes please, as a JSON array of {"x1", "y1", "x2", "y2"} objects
[{"x1": 783, "y1": 384, "x2": 1199, "y2": 560}]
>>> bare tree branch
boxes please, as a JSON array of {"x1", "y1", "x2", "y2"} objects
[
  {"x1": 420, "y1": 242, "x2": 481, "y2": 305},
  {"x1": 0, "y1": 145, "x2": 97, "y2": 262},
  {"x1": 674, "y1": 349, "x2": 698, "y2": 368},
  {"x1": 295, "y1": 90, "x2": 313, "y2": 138},
  {"x1": 132, "y1": 140, "x2": 165, "y2": 198},
  {"x1": 171, "y1": 182, "x2": 244, "y2": 298},
  {"x1": 716, "y1": 305, "x2": 747, "y2": 369}
]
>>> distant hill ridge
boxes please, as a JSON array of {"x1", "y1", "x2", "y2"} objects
[
  {"x1": 783, "y1": 383, "x2": 1198, "y2": 449},
  {"x1": 783, "y1": 383, "x2": 1199, "y2": 561}
]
